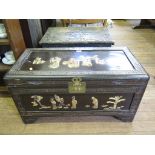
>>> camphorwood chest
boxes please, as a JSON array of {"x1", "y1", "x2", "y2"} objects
[
  {"x1": 39, "y1": 27, "x2": 114, "y2": 47},
  {"x1": 4, "y1": 47, "x2": 149, "y2": 123}
]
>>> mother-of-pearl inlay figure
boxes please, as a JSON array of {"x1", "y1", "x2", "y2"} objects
[
  {"x1": 80, "y1": 56, "x2": 92, "y2": 67},
  {"x1": 49, "y1": 57, "x2": 61, "y2": 69},
  {"x1": 32, "y1": 57, "x2": 46, "y2": 64},
  {"x1": 31, "y1": 95, "x2": 44, "y2": 107},
  {"x1": 54, "y1": 94, "x2": 65, "y2": 108},
  {"x1": 91, "y1": 96, "x2": 98, "y2": 109},
  {"x1": 50, "y1": 98, "x2": 57, "y2": 110},
  {"x1": 31, "y1": 95, "x2": 51, "y2": 109},
  {"x1": 71, "y1": 96, "x2": 78, "y2": 109},
  {"x1": 63, "y1": 58, "x2": 80, "y2": 68}
]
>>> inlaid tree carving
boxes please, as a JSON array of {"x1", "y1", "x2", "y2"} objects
[{"x1": 106, "y1": 96, "x2": 125, "y2": 109}]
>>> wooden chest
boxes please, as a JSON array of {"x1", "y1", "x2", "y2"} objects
[
  {"x1": 4, "y1": 47, "x2": 149, "y2": 124},
  {"x1": 39, "y1": 27, "x2": 114, "y2": 47}
]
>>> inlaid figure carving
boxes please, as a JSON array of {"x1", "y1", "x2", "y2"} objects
[
  {"x1": 50, "y1": 98, "x2": 57, "y2": 110},
  {"x1": 54, "y1": 94, "x2": 65, "y2": 108},
  {"x1": 71, "y1": 96, "x2": 77, "y2": 109},
  {"x1": 31, "y1": 95, "x2": 44, "y2": 107},
  {"x1": 80, "y1": 56, "x2": 92, "y2": 67},
  {"x1": 49, "y1": 57, "x2": 61, "y2": 69},
  {"x1": 63, "y1": 58, "x2": 80, "y2": 68},
  {"x1": 106, "y1": 96, "x2": 125, "y2": 109},
  {"x1": 31, "y1": 95, "x2": 50, "y2": 109},
  {"x1": 32, "y1": 57, "x2": 46, "y2": 64},
  {"x1": 91, "y1": 96, "x2": 98, "y2": 109},
  {"x1": 90, "y1": 55, "x2": 105, "y2": 65}
]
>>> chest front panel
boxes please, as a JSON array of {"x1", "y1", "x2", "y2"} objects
[{"x1": 19, "y1": 93, "x2": 134, "y2": 111}]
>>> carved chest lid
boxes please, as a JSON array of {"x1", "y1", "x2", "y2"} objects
[
  {"x1": 4, "y1": 47, "x2": 149, "y2": 80},
  {"x1": 39, "y1": 27, "x2": 114, "y2": 45}
]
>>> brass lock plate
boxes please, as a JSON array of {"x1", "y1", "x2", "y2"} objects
[{"x1": 68, "y1": 77, "x2": 86, "y2": 94}]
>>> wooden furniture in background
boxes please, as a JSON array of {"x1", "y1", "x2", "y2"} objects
[
  {"x1": 19, "y1": 19, "x2": 56, "y2": 48},
  {"x1": 26, "y1": 19, "x2": 43, "y2": 48},
  {"x1": 0, "y1": 19, "x2": 26, "y2": 94},
  {"x1": 62, "y1": 19, "x2": 107, "y2": 27},
  {"x1": 40, "y1": 19, "x2": 56, "y2": 34},
  {"x1": 3, "y1": 19, "x2": 26, "y2": 60},
  {"x1": 39, "y1": 27, "x2": 114, "y2": 47}
]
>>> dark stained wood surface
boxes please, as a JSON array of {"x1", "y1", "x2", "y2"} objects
[
  {"x1": 4, "y1": 47, "x2": 147, "y2": 78},
  {"x1": 19, "y1": 19, "x2": 33, "y2": 48}
]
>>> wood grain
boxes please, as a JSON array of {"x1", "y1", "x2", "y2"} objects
[{"x1": 3, "y1": 19, "x2": 26, "y2": 59}]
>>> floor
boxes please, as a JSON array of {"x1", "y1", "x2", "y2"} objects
[{"x1": 0, "y1": 20, "x2": 155, "y2": 134}]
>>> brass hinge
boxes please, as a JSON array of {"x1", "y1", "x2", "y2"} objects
[{"x1": 68, "y1": 77, "x2": 86, "y2": 94}]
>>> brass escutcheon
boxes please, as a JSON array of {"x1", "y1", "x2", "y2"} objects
[{"x1": 68, "y1": 77, "x2": 86, "y2": 94}]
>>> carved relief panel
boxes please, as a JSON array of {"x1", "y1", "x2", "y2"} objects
[
  {"x1": 20, "y1": 50, "x2": 134, "y2": 71},
  {"x1": 20, "y1": 93, "x2": 133, "y2": 111}
]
